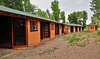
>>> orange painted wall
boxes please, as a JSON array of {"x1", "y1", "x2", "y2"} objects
[
  {"x1": 77, "y1": 26, "x2": 79, "y2": 32},
  {"x1": 64, "y1": 25, "x2": 71, "y2": 33},
  {"x1": 50, "y1": 22, "x2": 55, "y2": 39},
  {"x1": 27, "y1": 18, "x2": 40, "y2": 46},
  {"x1": 88, "y1": 26, "x2": 96, "y2": 31},
  {"x1": 59, "y1": 24, "x2": 62, "y2": 35},
  {"x1": 81, "y1": 27, "x2": 82, "y2": 31},
  {"x1": 73, "y1": 26, "x2": 76, "y2": 32}
]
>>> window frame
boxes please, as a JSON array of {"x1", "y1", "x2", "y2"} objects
[{"x1": 30, "y1": 21, "x2": 38, "y2": 32}]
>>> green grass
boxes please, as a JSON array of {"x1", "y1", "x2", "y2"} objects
[
  {"x1": 38, "y1": 47, "x2": 59, "y2": 55},
  {"x1": 76, "y1": 42, "x2": 86, "y2": 47},
  {"x1": 81, "y1": 31, "x2": 94, "y2": 33},
  {"x1": 62, "y1": 35, "x2": 85, "y2": 43},
  {"x1": 0, "y1": 52, "x2": 12, "y2": 58},
  {"x1": 97, "y1": 31, "x2": 100, "y2": 35}
]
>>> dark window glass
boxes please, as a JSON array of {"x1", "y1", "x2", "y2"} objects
[
  {"x1": 90, "y1": 27, "x2": 94, "y2": 29},
  {"x1": 30, "y1": 21, "x2": 38, "y2": 31},
  {"x1": 51, "y1": 24, "x2": 54, "y2": 30}
]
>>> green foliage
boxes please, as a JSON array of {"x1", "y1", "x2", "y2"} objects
[
  {"x1": 68, "y1": 11, "x2": 88, "y2": 28},
  {"x1": 51, "y1": 0, "x2": 60, "y2": 21},
  {"x1": 46, "y1": 9, "x2": 50, "y2": 19},
  {"x1": 90, "y1": 14, "x2": 99, "y2": 27},
  {"x1": 46, "y1": 9, "x2": 55, "y2": 20},
  {"x1": 36, "y1": 9, "x2": 48, "y2": 18},
  {"x1": 60, "y1": 11, "x2": 65, "y2": 23},
  {"x1": 90, "y1": 0, "x2": 100, "y2": 30},
  {"x1": 82, "y1": 10, "x2": 88, "y2": 28},
  {"x1": 68, "y1": 11, "x2": 78, "y2": 24},
  {"x1": 90, "y1": 0, "x2": 100, "y2": 14},
  {"x1": 0, "y1": 0, "x2": 37, "y2": 14}
]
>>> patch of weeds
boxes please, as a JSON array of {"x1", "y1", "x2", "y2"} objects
[
  {"x1": 62, "y1": 35, "x2": 85, "y2": 43},
  {"x1": 34, "y1": 51, "x2": 38, "y2": 55},
  {"x1": 76, "y1": 42, "x2": 86, "y2": 47},
  {"x1": 81, "y1": 37, "x2": 85, "y2": 41},
  {"x1": 62, "y1": 36, "x2": 68, "y2": 41},
  {"x1": 94, "y1": 39, "x2": 98, "y2": 45},
  {"x1": 98, "y1": 50, "x2": 100, "y2": 54},
  {"x1": 97, "y1": 31, "x2": 100, "y2": 36},
  {"x1": 94, "y1": 38, "x2": 100, "y2": 45},
  {"x1": 87, "y1": 39, "x2": 89, "y2": 44},
  {"x1": 38, "y1": 47, "x2": 59, "y2": 56},
  {"x1": 40, "y1": 49, "x2": 42, "y2": 51},
  {"x1": 67, "y1": 46, "x2": 69, "y2": 48},
  {"x1": 23, "y1": 55, "x2": 26, "y2": 58},
  {"x1": 53, "y1": 47, "x2": 59, "y2": 50},
  {"x1": 28, "y1": 51, "x2": 33, "y2": 53},
  {"x1": 78, "y1": 34, "x2": 81, "y2": 37},
  {"x1": 80, "y1": 32, "x2": 84, "y2": 34},
  {"x1": 73, "y1": 34, "x2": 77, "y2": 37},
  {"x1": 98, "y1": 39, "x2": 100, "y2": 41},
  {"x1": 0, "y1": 52, "x2": 12, "y2": 58},
  {"x1": 87, "y1": 35, "x2": 90, "y2": 38},
  {"x1": 69, "y1": 43, "x2": 76, "y2": 46},
  {"x1": 54, "y1": 56, "x2": 56, "y2": 58}
]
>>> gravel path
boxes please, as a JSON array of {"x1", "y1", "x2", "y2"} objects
[{"x1": 0, "y1": 31, "x2": 100, "y2": 59}]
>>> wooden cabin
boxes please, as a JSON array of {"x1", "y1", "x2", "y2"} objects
[
  {"x1": 87, "y1": 24, "x2": 98, "y2": 31},
  {"x1": 0, "y1": 6, "x2": 83, "y2": 49}
]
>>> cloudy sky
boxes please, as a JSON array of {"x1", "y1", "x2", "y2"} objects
[{"x1": 30, "y1": 0, "x2": 93, "y2": 24}]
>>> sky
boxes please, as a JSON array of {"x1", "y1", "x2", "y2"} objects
[{"x1": 30, "y1": 0, "x2": 94, "y2": 24}]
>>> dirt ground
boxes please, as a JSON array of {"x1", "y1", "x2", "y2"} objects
[{"x1": 0, "y1": 31, "x2": 100, "y2": 59}]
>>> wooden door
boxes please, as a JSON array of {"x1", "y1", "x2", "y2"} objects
[
  {"x1": 43, "y1": 23, "x2": 50, "y2": 38},
  {"x1": 55, "y1": 24, "x2": 59, "y2": 35}
]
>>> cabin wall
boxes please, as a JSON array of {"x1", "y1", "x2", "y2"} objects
[
  {"x1": 64, "y1": 25, "x2": 68, "y2": 33},
  {"x1": 50, "y1": 22, "x2": 55, "y2": 39},
  {"x1": 73, "y1": 26, "x2": 76, "y2": 32},
  {"x1": 27, "y1": 18, "x2": 40, "y2": 46},
  {"x1": 77, "y1": 26, "x2": 79, "y2": 32},
  {"x1": 88, "y1": 26, "x2": 96, "y2": 31},
  {"x1": 81, "y1": 27, "x2": 82, "y2": 31},
  {"x1": 59, "y1": 24, "x2": 62, "y2": 35}
]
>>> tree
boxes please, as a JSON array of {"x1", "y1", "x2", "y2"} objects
[
  {"x1": 91, "y1": 14, "x2": 99, "y2": 26},
  {"x1": 82, "y1": 10, "x2": 88, "y2": 28},
  {"x1": 46, "y1": 9, "x2": 50, "y2": 19},
  {"x1": 90, "y1": 0, "x2": 100, "y2": 31},
  {"x1": 60, "y1": 11, "x2": 65, "y2": 23},
  {"x1": 68, "y1": 11, "x2": 78, "y2": 24},
  {"x1": 36, "y1": 9, "x2": 48, "y2": 18},
  {"x1": 51, "y1": 0, "x2": 60, "y2": 21},
  {"x1": 68, "y1": 11, "x2": 88, "y2": 28},
  {"x1": 0, "y1": 0, "x2": 37, "y2": 14}
]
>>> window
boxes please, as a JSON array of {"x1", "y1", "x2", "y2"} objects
[
  {"x1": 30, "y1": 21, "x2": 38, "y2": 31},
  {"x1": 51, "y1": 24, "x2": 54, "y2": 30},
  {"x1": 90, "y1": 27, "x2": 94, "y2": 29}
]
